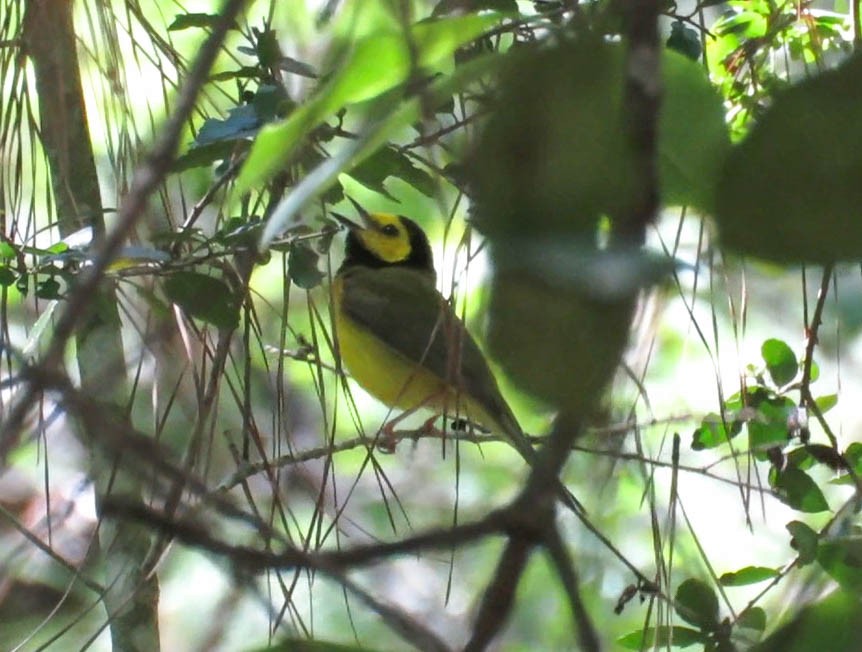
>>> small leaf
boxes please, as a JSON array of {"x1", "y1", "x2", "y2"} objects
[
  {"x1": 737, "y1": 607, "x2": 767, "y2": 633},
  {"x1": 168, "y1": 13, "x2": 237, "y2": 31},
  {"x1": 349, "y1": 145, "x2": 436, "y2": 199},
  {"x1": 692, "y1": 413, "x2": 738, "y2": 450},
  {"x1": 787, "y1": 520, "x2": 819, "y2": 565},
  {"x1": 164, "y1": 272, "x2": 240, "y2": 329},
  {"x1": 617, "y1": 625, "x2": 705, "y2": 649},
  {"x1": 666, "y1": 20, "x2": 702, "y2": 61},
  {"x1": 773, "y1": 468, "x2": 829, "y2": 513},
  {"x1": 288, "y1": 243, "x2": 325, "y2": 289},
  {"x1": 675, "y1": 578, "x2": 720, "y2": 629},
  {"x1": 0, "y1": 266, "x2": 15, "y2": 286},
  {"x1": 815, "y1": 394, "x2": 838, "y2": 413},
  {"x1": 761, "y1": 339, "x2": 798, "y2": 386},
  {"x1": 719, "y1": 566, "x2": 779, "y2": 586},
  {"x1": 0, "y1": 241, "x2": 17, "y2": 259},
  {"x1": 35, "y1": 277, "x2": 62, "y2": 300}
]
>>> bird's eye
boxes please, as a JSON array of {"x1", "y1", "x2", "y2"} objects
[{"x1": 381, "y1": 224, "x2": 399, "y2": 237}]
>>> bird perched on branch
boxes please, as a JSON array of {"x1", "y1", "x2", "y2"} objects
[{"x1": 330, "y1": 199, "x2": 539, "y2": 464}]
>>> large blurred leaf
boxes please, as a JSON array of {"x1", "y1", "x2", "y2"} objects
[
  {"x1": 236, "y1": 13, "x2": 501, "y2": 195},
  {"x1": 472, "y1": 40, "x2": 729, "y2": 242},
  {"x1": 659, "y1": 49, "x2": 729, "y2": 212},
  {"x1": 818, "y1": 536, "x2": 862, "y2": 593},
  {"x1": 719, "y1": 566, "x2": 780, "y2": 586},
  {"x1": 750, "y1": 590, "x2": 862, "y2": 652},
  {"x1": 716, "y1": 53, "x2": 862, "y2": 263}
]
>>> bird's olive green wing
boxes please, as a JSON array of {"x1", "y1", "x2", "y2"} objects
[{"x1": 339, "y1": 266, "x2": 514, "y2": 426}]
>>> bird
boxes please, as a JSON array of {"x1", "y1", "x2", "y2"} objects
[{"x1": 330, "y1": 198, "x2": 542, "y2": 466}]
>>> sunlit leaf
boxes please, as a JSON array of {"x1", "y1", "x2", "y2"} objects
[
  {"x1": 719, "y1": 566, "x2": 779, "y2": 586},
  {"x1": 168, "y1": 13, "x2": 237, "y2": 31},
  {"x1": 692, "y1": 413, "x2": 738, "y2": 450},
  {"x1": 761, "y1": 339, "x2": 798, "y2": 386},
  {"x1": 815, "y1": 394, "x2": 838, "y2": 413}
]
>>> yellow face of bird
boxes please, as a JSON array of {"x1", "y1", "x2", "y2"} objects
[
  {"x1": 335, "y1": 204, "x2": 435, "y2": 275},
  {"x1": 352, "y1": 213, "x2": 413, "y2": 264}
]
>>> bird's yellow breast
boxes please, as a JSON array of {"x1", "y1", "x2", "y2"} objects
[{"x1": 332, "y1": 276, "x2": 486, "y2": 424}]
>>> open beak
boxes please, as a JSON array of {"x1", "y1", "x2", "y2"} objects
[{"x1": 332, "y1": 196, "x2": 372, "y2": 231}]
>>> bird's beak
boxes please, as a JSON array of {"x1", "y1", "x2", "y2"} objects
[
  {"x1": 331, "y1": 212, "x2": 360, "y2": 230},
  {"x1": 332, "y1": 196, "x2": 373, "y2": 231}
]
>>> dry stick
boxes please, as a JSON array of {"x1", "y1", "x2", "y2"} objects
[{"x1": 0, "y1": 0, "x2": 249, "y2": 455}]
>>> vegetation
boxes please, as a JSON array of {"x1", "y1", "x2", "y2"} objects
[{"x1": 1, "y1": 0, "x2": 861, "y2": 650}]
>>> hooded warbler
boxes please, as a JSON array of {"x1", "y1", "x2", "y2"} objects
[{"x1": 331, "y1": 200, "x2": 539, "y2": 464}]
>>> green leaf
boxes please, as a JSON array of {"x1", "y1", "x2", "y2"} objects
[
  {"x1": 761, "y1": 339, "x2": 798, "y2": 386},
  {"x1": 348, "y1": 145, "x2": 436, "y2": 199},
  {"x1": 787, "y1": 520, "x2": 819, "y2": 565},
  {"x1": 0, "y1": 266, "x2": 15, "y2": 286},
  {"x1": 288, "y1": 243, "x2": 325, "y2": 289},
  {"x1": 716, "y1": 53, "x2": 862, "y2": 263},
  {"x1": 719, "y1": 566, "x2": 779, "y2": 586},
  {"x1": 236, "y1": 13, "x2": 502, "y2": 195},
  {"x1": 658, "y1": 50, "x2": 730, "y2": 213},
  {"x1": 666, "y1": 20, "x2": 702, "y2": 61},
  {"x1": 815, "y1": 394, "x2": 838, "y2": 413},
  {"x1": 737, "y1": 607, "x2": 767, "y2": 633},
  {"x1": 0, "y1": 241, "x2": 16, "y2": 259},
  {"x1": 258, "y1": 53, "x2": 500, "y2": 250},
  {"x1": 773, "y1": 468, "x2": 829, "y2": 513},
  {"x1": 818, "y1": 538, "x2": 862, "y2": 593},
  {"x1": 675, "y1": 578, "x2": 720, "y2": 629},
  {"x1": 692, "y1": 413, "x2": 738, "y2": 450},
  {"x1": 35, "y1": 277, "x2": 62, "y2": 300},
  {"x1": 750, "y1": 590, "x2": 862, "y2": 652},
  {"x1": 168, "y1": 13, "x2": 237, "y2": 31},
  {"x1": 617, "y1": 625, "x2": 705, "y2": 649},
  {"x1": 164, "y1": 272, "x2": 240, "y2": 329}
]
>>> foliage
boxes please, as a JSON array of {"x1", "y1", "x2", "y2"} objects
[{"x1": 1, "y1": 0, "x2": 862, "y2": 651}]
